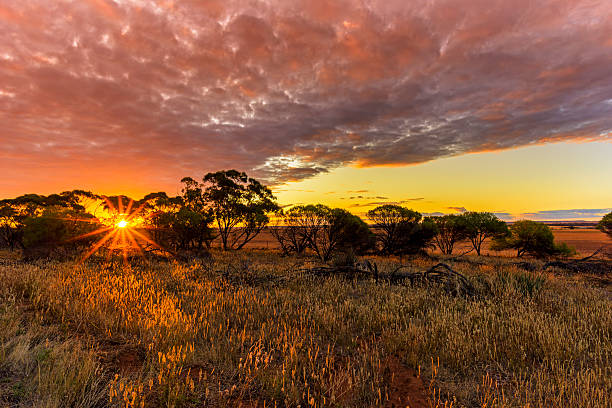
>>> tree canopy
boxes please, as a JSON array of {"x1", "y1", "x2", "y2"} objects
[
  {"x1": 597, "y1": 211, "x2": 612, "y2": 239},
  {"x1": 491, "y1": 220, "x2": 574, "y2": 258},
  {"x1": 201, "y1": 170, "x2": 279, "y2": 250},
  {"x1": 461, "y1": 212, "x2": 508, "y2": 255}
]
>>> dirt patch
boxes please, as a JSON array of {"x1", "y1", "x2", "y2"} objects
[
  {"x1": 383, "y1": 356, "x2": 428, "y2": 408},
  {"x1": 116, "y1": 347, "x2": 144, "y2": 373},
  {"x1": 98, "y1": 343, "x2": 145, "y2": 374}
]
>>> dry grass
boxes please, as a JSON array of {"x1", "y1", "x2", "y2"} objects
[{"x1": 0, "y1": 250, "x2": 610, "y2": 407}]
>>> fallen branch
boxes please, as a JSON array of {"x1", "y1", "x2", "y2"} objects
[
  {"x1": 300, "y1": 261, "x2": 476, "y2": 297},
  {"x1": 543, "y1": 247, "x2": 611, "y2": 274}
]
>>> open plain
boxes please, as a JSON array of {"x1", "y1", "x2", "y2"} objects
[{"x1": 0, "y1": 247, "x2": 609, "y2": 407}]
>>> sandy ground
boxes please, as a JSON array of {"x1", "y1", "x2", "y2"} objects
[{"x1": 242, "y1": 228, "x2": 612, "y2": 257}]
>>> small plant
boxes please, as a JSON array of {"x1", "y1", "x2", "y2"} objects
[{"x1": 494, "y1": 270, "x2": 546, "y2": 297}]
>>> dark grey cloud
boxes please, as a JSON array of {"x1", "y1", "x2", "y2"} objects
[{"x1": 1, "y1": 0, "x2": 611, "y2": 195}]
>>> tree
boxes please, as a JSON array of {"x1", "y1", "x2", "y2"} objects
[
  {"x1": 428, "y1": 214, "x2": 469, "y2": 255},
  {"x1": 202, "y1": 170, "x2": 280, "y2": 250},
  {"x1": 393, "y1": 218, "x2": 437, "y2": 256},
  {"x1": 0, "y1": 204, "x2": 23, "y2": 250},
  {"x1": 141, "y1": 191, "x2": 215, "y2": 252},
  {"x1": 0, "y1": 193, "x2": 91, "y2": 250},
  {"x1": 597, "y1": 211, "x2": 612, "y2": 239},
  {"x1": 270, "y1": 205, "x2": 323, "y2": 255},
  {"x1": 491, "y1": 220, "x2": 574, "y2": 258},
  {"x1": 460, "y1": 212, "x2": 509, "y2": 255},
  {"x1": 21, "y1": 207, "x2": 102, "y2": 259},
  {"x1": 307, "y1": 206, "x2": 374, "y2": 261},
  {"x1": 367, "y1": 205, "x2": 422, "y2": 254},
  {"x1": 151, "y1": 208, "x2": 215, "y2": 252}
]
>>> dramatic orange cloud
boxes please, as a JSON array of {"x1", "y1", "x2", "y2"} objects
[{"x1": 0, "y1": 0, "x2": 611, "y2": 198}]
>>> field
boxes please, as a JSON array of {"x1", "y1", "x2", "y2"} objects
[{"x1": 0, "y1": 248, "x2": 610, "y2": 407}]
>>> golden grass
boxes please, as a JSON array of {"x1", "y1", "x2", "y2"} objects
[{"x1": 0, "y1": 251, "x2": 610, "y2": 407}]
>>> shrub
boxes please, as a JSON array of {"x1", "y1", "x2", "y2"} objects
[
  {"x1": 21, "y1": 208, "x2": 102, "y2": 260},
  {"x1": 367, "y1": 205, "x2": 435, "y2": 255},
  {"x1": 494, "y1": 270, "x2": 547, "y2": 298},
  {"x1": 310, "y1": 206, "x2": 374, "y2": 261},
  {"x1": 491, "y1": 220, "x2": 574, "y2": 258},
  {"x1": 460, "y1": 212, "x2": 509, "y2": 255},
  {"x1": 427, "y1": 214, "x2": 469, "y2": 255}
]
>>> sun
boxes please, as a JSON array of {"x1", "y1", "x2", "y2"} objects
[{"x1": 67, "y1": 195, "x2": 166, "y2": 264}]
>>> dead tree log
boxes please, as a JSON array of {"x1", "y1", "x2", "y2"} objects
[
  {"x1": 300, "y1": 261, "x2": 475, "y2": 297},
  {"x1": 544, "y1": 247, "x2": 611, "y2": 274}
]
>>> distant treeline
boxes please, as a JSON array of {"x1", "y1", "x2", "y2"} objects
[{"x1": 1, "y1": 170, "x2": 610, "y2": 260}]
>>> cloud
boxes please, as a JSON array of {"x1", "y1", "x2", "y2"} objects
[
  {"x1": 423, "y1": 212, "x2": 446, "y2": 217},
  {"x1": 1, "y1": 0, "x2": 612, "y2": 194},
  {"x1": 493, "y1": 212, "x2": 514, "y2": 221},
  {"x1": 520, "y1": 208, "x2": 612, "y2": 220},
  {"x1": 349, "y1": 197, "x2": 424, "y2": 207},
  {"x1": 447, "y1": 206, "x2": 468, "y2": 213},
  {"x1": 347, "y1": 195, "x2": 388, "y2": 200}
]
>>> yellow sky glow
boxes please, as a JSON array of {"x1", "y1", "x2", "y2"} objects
[{"x1": 272, "y1": 141, "x2": 612, "y2": 220}]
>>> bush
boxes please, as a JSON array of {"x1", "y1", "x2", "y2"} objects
[
  {"x1": 494, "y1": 270, "x2": 547, "y2": 298},
  {"x1": 491, "y1": 220, "x2": 574, "y2": 258},
  {"x1": 460, "y1": 212, "x2": 508, "y2": 255},
  {"x1": 22, "y1": 208, "x2": 102, "y2": 260},
  {"x1": 427, "y1": 214, "x2": 468, "y2": 255},
  {"x1": 310, "y1": 206, "x2": 375, "y2": 261},
  {"x1": 367, "y1": 205, "x2": 435, "y2": 255}
]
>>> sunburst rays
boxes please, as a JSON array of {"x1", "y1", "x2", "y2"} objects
[{"x1": 68, "y1": 195, "x2": 167, "y2": 263}]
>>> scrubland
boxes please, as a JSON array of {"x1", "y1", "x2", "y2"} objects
[{"x1": 0, "y1": 250, "x2": 610, "y2": 407}]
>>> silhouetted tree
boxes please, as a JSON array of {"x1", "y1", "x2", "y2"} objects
[
  {"x1": 367, "y1": 205, "x2": 422, "y2": 254},
  {"x1": 0, "y1": 193, "x2": 91, "y2": 250},
  {"x1": 306, "y1": 205, "x2": 374, "y2": 261},
  {"x1": 597, "y1": 211, "x2": 612, "y2": 239},
  {"x1": 0, "y1": 204, "x2": 23, "y2": 250},
  {"x1": 491, "y1": 220, "x2": 575, "y2": 258},
  {"x1": 141, "y1": 191, "x2": 215, "y2": 252},
  {"x1": 427, "y1": 214, "x2": 469, "y2": 255},
  {"x1": 393, "y1": 218, "x2": 437, "y2": 256},
  {"x1": 21, "y1": 207, "x2": 102, "y2": 260},
  {"x1": 460, "y1": 212, "x2": 509, "y2": 255},
  {"x1": 271, "y1": 205, "x2": 324, "y2": 255},
  {"x1": 201, "y1": 170, "x2": 279, "y2": 250}
]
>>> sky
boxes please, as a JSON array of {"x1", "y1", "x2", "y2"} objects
[{"x1": 1, "y1": 0, "x2": 611, "y2": 220}]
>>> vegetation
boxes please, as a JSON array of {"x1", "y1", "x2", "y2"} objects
[
  {"x1": 200, "y1": 170, "x2": 279, "y2": 250},
  {"x1": 0, "y1": 252, "x2": 609, "y2": 407},
  {"x1": 270, "y1": 204, "x2": 321, "y2": 255},
  {"x1": 461, "y1": 212, "x2": 509, "y2": 255},
  {"x1": 1, "y1": 170, "x2": 608, "y2": 407},
  {"x1": 308, "y1": 206, "x2": 374, "y2": 261},
  {"x1": 0, "y1": 191, "x2": 93, "y2": 250},
  {"x1": 491, "y1": 220, "x2": 575, "y2": 258},
  {"x1": 598, "y1": 211, "x2": 612, "y2": 239},
  {"x1": 427, "y1": 214, "x2": 469, "y2": 255},
  {"x1": 366, "y1": 205, "x2": 436, "y2": 256},
  {"x1": 22, "y1": 207, "x2": 101, "y2": 260},
  {"x1": 273, "y1": 204, "x2": 374, "y2": 261}
]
